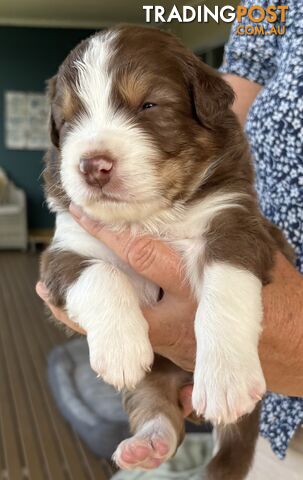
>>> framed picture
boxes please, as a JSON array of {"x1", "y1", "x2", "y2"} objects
[{"x1": 5, "y1": 91, "x2": 50, "y2": 150}]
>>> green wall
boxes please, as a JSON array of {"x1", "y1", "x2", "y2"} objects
[{"x1": 0, "y1": 26, "x2": 96, "y2": 229}]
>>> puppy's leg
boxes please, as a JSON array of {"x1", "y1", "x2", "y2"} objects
[
  {"x1": 192, "y1": 261, "x2": 266, "y2": 424},
  {"x1": 206, "y1": 405, "x2": 261, "y2": 480},
  {"x1": 41, "y1": 248, "x2": 154, "y2": 390},
  {"x1": 113, "y1": 356, "x2": 191, "y2": 470}
]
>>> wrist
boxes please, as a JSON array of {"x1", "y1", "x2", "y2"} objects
[{"x1": 260, "y1": 254, "x2": 303, "y2": 396}]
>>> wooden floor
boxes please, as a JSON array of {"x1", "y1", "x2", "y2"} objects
[{"x1": 0, "y1": 252, "x2": 113, "y2": 480}]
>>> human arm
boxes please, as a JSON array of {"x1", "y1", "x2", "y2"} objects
[
  {"x1": 260, "y1": 255, "x2": 303, "y2": 397},
  {"x1": 219, "y1": 0, "x2": 279, "y2": 124},
  {"x1": 223, "y1": 74, "x2": 262, "y2": 126}
]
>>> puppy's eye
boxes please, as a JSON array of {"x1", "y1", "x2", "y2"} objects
[{"x1": 142, "y1": 102, "x2": 157, "y2": 111}]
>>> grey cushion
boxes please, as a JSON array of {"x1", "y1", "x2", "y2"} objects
[{"x1": 47, "y1": 338, "x2": 130, "y2": 459}]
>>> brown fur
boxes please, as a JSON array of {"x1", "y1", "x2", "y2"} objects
[
  {"x1": 41, "y1": 25, "x2": 292, "y2": 479},
  {"x1": 40, "y1": 249, "x2": 89, "y2": 307},
  {"x1": 124, "y1": 356, "x2": 192, "y2": 452},
  {"x1": 43, "y1": 146, "x2": 70, "y2": 210},
  {"x1": 206, "y1": 405, "x2": 261, "y2": 480}
]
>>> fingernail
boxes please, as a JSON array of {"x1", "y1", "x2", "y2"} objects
[{"x1": 69, "y1": 202, "x2": 83, "y2": 219}]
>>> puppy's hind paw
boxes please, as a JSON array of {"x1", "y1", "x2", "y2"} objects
[{"x1": 113, "y1": 415, "x2": 177, "y2": 470}]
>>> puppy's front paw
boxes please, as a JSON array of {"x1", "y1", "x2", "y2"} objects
[
  {"x1": 192, "y1": 355, "x2": 266, "y2": 425},
  {"x1": 88, "y1": 318, "x2": 154, "y2": 391}
]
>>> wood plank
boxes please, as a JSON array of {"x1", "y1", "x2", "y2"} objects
[
  {"x1": 73, "y1": 434, "x2": 110, "y2": 480},
  {"x1": 12, "y1": 254, "x2": 107, "y2": 480},
  {"x1": 0, "y1": 278, "x2": 47, "y2": 479},
  {"x1": 19, "y1": 253, "x2": 112, "y2": 480},
  {"x1": 0, "y1": 252, "x2": 112, "y2": 480},
  {"x1": 14, "y1": 252, "x2": 110, "y2": 478},
  {"x1": 0, "y1": 332, "x2": 24, "y2": 480},
  {"x1": 1, "y1": 257, "x2": 67, "y2": 480},
  {"x1": 7, "y1": 254, "x2": 94, "y2": 480}
]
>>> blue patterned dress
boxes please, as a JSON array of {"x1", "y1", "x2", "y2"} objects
[{"x1": 221, "y1": 0, "x2": 303, "y2": 459}]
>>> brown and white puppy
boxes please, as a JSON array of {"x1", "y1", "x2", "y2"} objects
[{"x1": 41, "y1": 25, "x2": 289, "y2": 478}]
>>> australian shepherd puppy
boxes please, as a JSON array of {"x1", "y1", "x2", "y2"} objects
[{"x1": 41, "y1": 25, "x2": 289, "y2": 478}]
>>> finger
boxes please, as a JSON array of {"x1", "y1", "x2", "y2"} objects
[
  {"x1": 36, "y1": 282, "x2": 86, "y2": 335},
  {"x1": 70, "y1": 203, "x2": 190, "y2": 295},
  {"x1": 36, "y1": 281, "x2": 49, "y2": 302},
  {"x1": 179, "y1": 384, "x2": 193, "y2": 417},
  {"x1": 48, "y1": 303, "x2": 86, "y2": 335}
]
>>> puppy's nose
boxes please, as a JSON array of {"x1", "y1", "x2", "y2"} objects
[{"x1": 79, "y1": 155, "x2": 113, "y2": 187}]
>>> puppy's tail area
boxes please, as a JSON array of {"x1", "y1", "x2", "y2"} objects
[{"x1": 206, "y1": 403, "x2": 261, "y2": 480}]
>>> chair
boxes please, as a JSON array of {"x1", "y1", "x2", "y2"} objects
[{"x1": 0, "y1": 175, "x2": 27, "y2": 250}]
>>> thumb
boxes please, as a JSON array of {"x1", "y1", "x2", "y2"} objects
[{"x1": 70, "y1": 203, "x2": 189, "y2": 296}]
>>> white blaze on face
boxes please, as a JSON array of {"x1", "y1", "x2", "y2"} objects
[
  {"x1": 75, "y1": 32, "x2": 117, "y2": 122},
  {"x1": 60, "y1": 31, "x2": 160, "y2": 215}
]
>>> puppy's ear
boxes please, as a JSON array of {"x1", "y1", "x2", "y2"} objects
[
  {"x1": 46, "y1": 75, "x2": 60, "y2": 148},
  {"x1": 186, "y1": 57, "x2": 235, "y2": 129}
]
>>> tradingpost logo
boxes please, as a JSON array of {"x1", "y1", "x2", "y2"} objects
[{"x1": 143, "y1": 4, "x2": 289, "y2": 36}]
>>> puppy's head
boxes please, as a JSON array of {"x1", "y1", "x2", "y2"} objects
[{"x1": 46, "y1": 26, "x2": 235, "y2": 222}]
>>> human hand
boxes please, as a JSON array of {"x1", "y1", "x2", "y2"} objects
[{"x1": 36, "y1": 281, "x2": 86, "y2": 335}]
